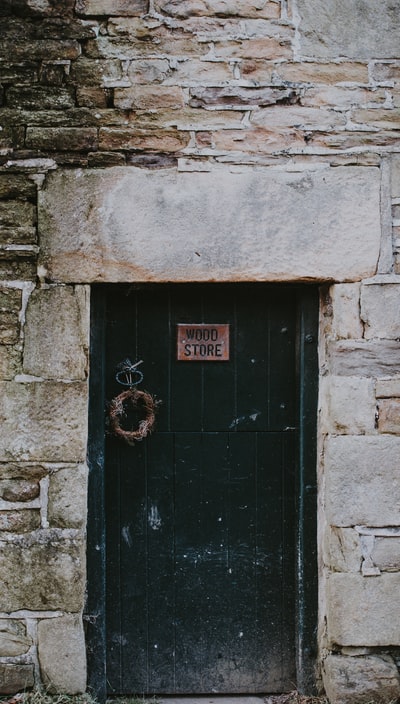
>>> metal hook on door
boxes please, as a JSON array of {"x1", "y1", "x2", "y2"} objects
[{"x1": 115, "y1": 358, "x2": 144, "y2": 387}]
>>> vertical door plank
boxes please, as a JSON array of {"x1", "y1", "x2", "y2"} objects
[
  {"x1": 170, "y1": 288, "x2": 203, "y2": 431},
  {"x1": 267, "y1": 291, "x2": 297, "y2": 431},
  {"x1": 144, "y1": 433, "x2": 176, "y2": 691},
  {"x1": 135, "y1": 288, "x2": 171, "y2": 432},
  {"x1": 202, "y1": 286, "x2": 237, "y2": 431},
  {"x1": 234, "y1": 289, "x2": 270, "y2": 432}
]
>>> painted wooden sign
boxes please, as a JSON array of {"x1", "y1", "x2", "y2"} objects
[{"x1": 177, "y1": 323, "x2": 230, "y2": 361}]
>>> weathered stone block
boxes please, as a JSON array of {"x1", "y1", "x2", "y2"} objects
[
  {"x1": 153, "y1": 0, "x2": 280, "y2": 19},
  {"x1": 0, "y1": 345, "x2": 22, "y2": 380},
  {"x1": 251, "y1": 105, "x2": 345, "y2": 131},
  {"x1": 114, "y1": 86, "x2": 185, "y2": 110},
  {"x1": 26, "y1": 127, "x2": 98, "y2": 151},
  {"x1": 189, "y1": 86, "x2": 298, "y2": 108},
  {"x1": 98, "y1": 127, "x2": 189, "y2": 152},
  {"x1": 0, "y1": 509, "x2": 40, "y2": 533},
  {"x1": 320, "y1": 376, "x2": 375, "y2": 435},
  {"x1": 0, "y1": 201, "x2": 36, "y2": 228},
  {"x1": 372, "y1": 536, "x2": 400, "y2": 572},
  {"x1": 213, "y1": 36, "x2": 293, "y2": 60},
  {"x1": 323, "y1": 654, "x2": 400, "y2": 704},
  {"x1": 0, "y1": 479, "x2": 40, "y2": 502},
  {"x1": 325, "y1": 436, "x2": 400, "y2": 526},
  {"x1": 361, "y1": 283, "x2": 400, "y2": 339},
  {"x1": 0, "y1": 288, "x2": 22, "y2": 345},
  {"x1": 23, "y1": 286, "x2": 88, "y2": 380},
  {"x1": 6, "y1": 86, "x2": 75, "y2": 111},
  {"x1": 0, "y1": 530, "x2": 85, "y2": 611},
  {"x1": 38, "y1": 614, "x2": 86, "y2": 694},
  {"x1": 1, "y1": 40, "x2": 80, "y2": 61},
  {"x1": 326, "y1": 573, "x2": 400, "y2": 645},
  {"x1": 76, "y1": 0, "x2": 147, "y2": 15},
  {"x1": 323, "y1": 527, "x2": 361, "y2": 573},
  {"x1": 0, "y1": 620, "x2": 32, "y2": 657},
  {"x1": 0, "y1": 381, "x2": 88, "y2": 462},
  {"x1": 48, "y1": 464, "x2": 88, "y2": 529},
  {"x1": 297, "y1": 0, "x2": 400, "y2": 59},
  {"x1": 329, "y1": 284, "x2": 363, "y2": 339},
  {"x1": 0, "y1": 253, "x2": 37, "y2": 282},
  {"x1": 329, "y1": 340, "x2": 400, "y2": 377},
  {"x1": 272, "y1": 62, "x2": 369, "y2": 85},
  {"x1": 0, "y1": 227, "x2": 37, "y2": 246},
  {"x1": 0, "y1": 664, "x2": 34, "y2": 694},
  {"x1": 378, "y1": 398, "x2": 400, "y2": 434},
  {"x1": 352, "y1": 107, "x2": 400, "y2": 130},
  {"x1": 1, "y1": 0, "x2": 75, "y2": 17},
  {"x1": 76, "y1": 87, "x2": 110, "y2": 108},
  {"x1": 0, "y1": 175, "x2": 36, "y2": 201},
  {"x1": 376, "y1": 377, "x2": 400, "y2": 398},
  {"x1": 0, "y1": 463, "x2": 48, "y2": 481},
  {"x1": 70, "y1": 57, "x2": 122, "y2": 85},
  {"x1": 392, "y1": 155, "x2": 400, "y2": 197},
  {"x1": 38, "y1": 166, "x2": 381, "y2": 283},
  {"x1": 127, "y1": 58, "x2": 171, "y2": 84}
]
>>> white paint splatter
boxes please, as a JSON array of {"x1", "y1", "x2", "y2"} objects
[
  {"x1": 122, "y1": 525, "x2": 132, "y2": 547},
  {"x1": 149, "y1": 504, "x2": 162, "y2": 530}
]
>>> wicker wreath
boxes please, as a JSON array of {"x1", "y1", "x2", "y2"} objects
[{"x1": 109, "y1": 388, "x2": 158, "y2": 446}]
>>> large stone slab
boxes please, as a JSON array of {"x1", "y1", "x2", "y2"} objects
[
  {"x1": 323, "y1": 654, "x2": 400, "y2": 704},
  {"x1": 361, "y1": 283, "x2": 400, "y2": 340},
  {"x1": 0, "y1": 381, "x2": 88, "y2": 462},
  {"x1": 38, "y1": 166, "x2": 381, "y2": 283},
  {"x1": 325, "y1": 436, "x2": 400, "y2": 526},
  {"x1": 38, "y1": 615, "x2": 86, "y2": 694},
  {"x1": 320, "y1": 376, "x2": 375, "y2": 435},
  {"x1": 326, "y1": 573, "x2": 400, "y2": 646},
  {"x1": 297, "y1": 0, "x2": 400, "y2": 59},
  {"x1": 0, "y1": 530, "x2": 85, "y2": 611},
  {"x1": 0, "y1": 664, "x2": 34, "y2": 694},
  {"x1": 23, "y1": 285, "x2": 89, "y2": 380}
]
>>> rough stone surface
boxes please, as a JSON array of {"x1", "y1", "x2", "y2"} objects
[
  {"x1": 23, "y1": 286, "x2": 89, "y2": 380},
  {"x1": 329, "y1": 284, "x2": 363, "y2": 340},
  {"x1": 39, "y1": 166, "x2": 381, "y2": 283},
  {"x1": 0, "y1": 530, "x2": 85, "y2": 611},
  {"x1": 323, "y1": 527, "x2": 361, "y2": 573},
  {"x1": 0, "y1": 345, "x2": 22, "y2": 381},
  {"x1": 324, "y1": 436, "x2": 400, "y2": 526},
  {"x1": 0, "y1": 509, "x2": 40, "y2": 533},
  {"x1": 76, "y1": 0, "x2": 147, "y2": 15},
  {"x1": 0, "y1": 478, "x2": 40, "y2": 502},
  {"x1": 48, "y1": 464, "x2": 88, "y2": 529},
  {"x1": 376, "y1": 377, "x2": 400, "y2": 398},
  {"x1": 0, "y1": 664, "x2": 34, "y2": 694},
  {"x1": 326, "y1": 573, "x2": 400, "y2": 646},
  {"x1": 0, "y1": 381, "x2": 88, "y2": 462},
  {"x1": 323, "y1": 654, "x2": 400, "y2": 704},
  {"x1": 372, "y1": 537, "x2": 400, "y2": 572},
  {"x1": 320, "y1": 376, "x2": 375, "y2": 434},
  {"x1": 378, "y1": 398, "x2": 400, "y2": 434},
  {"x1": 328, "y1": 340, "x2": 400, "y2": 377},
  {"x1": 297, "y1": 0, "x2": 400, "y2": 59},
  {"x1": 0, "y1": 463, "x2": 48, "y2": 481},
  {"x1": 0, "y1": 288, "x2": 22, "y2": 345},
  {"x1": 38, "y1": 614, "x2": 86, "y2": 694},
  {"x1": 361, "y1": 284, "x2": 400, "y2": 339},
  {"x1": 0, "y1": 620, "x2": 32, "y2": 657}
]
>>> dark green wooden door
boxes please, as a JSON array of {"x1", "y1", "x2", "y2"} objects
[{"x1": 104, "y1": 284, "x2": 302, "y2": 695}]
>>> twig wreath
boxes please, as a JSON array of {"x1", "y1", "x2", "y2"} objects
[{"x1": 108, "y1": 359, "x2": 161, "y2": 446}]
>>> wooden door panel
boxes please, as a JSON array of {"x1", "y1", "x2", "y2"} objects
[{"x1": 104, "y1": 285, "x2": 299, "y2": 694}]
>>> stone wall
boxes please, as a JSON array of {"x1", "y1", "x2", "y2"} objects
[{"x1": 1, "y1": 1, "x2": 400, "y2": 701}]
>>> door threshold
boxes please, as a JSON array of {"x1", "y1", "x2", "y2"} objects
[{"x1": 158, "y1": 697, "x2": 267, "y2": 704}]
